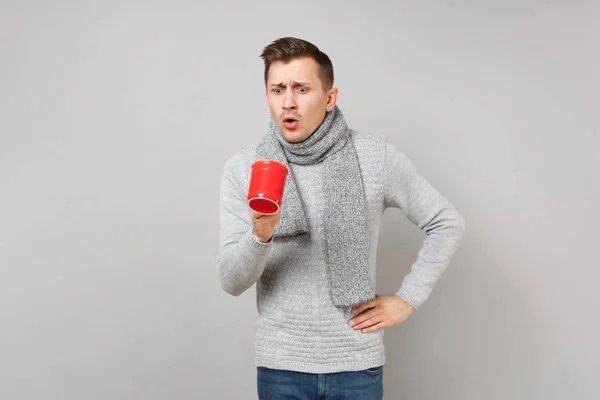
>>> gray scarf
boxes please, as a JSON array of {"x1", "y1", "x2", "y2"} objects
[{"x1": 256, "y1": 105, "x2": 374, "y2": 308}]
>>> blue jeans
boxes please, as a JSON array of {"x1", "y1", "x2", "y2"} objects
[{"x1": 256, "y1": 366, "x2": 384, "y2": 399}]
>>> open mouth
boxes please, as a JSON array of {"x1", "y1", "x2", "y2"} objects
[{"x1": 282, "y1": 117, "x2": 299, "y2": 129}]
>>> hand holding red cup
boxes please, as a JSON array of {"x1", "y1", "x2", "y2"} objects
[{"x1": 247, "y1": 160, "x2": 288, "y2": 242}]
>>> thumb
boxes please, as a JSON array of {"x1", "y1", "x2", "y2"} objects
[{"x1": 351, "y1": 299, "x2": 377, "y2": 314}]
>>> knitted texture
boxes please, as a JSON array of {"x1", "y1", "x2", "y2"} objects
[{"x1": 256, "y1": 105, "x2": 374, "y2": 308}]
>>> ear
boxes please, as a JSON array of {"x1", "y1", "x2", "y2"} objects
[{"x1": 326, "y1": 87, "x2": 339, "y2": 112}]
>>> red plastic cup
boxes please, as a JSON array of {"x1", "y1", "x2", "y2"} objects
[{"x1": 247, "y1": 160, "x2": 288, "y2": 215}]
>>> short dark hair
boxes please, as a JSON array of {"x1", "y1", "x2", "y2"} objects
[{"x1": 259, "y1": 37, "x2": 334, "y2": 90}]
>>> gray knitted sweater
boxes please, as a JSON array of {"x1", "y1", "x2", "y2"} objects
[{"x1": 216, "y1": 130, "x2": 466, "y2": 374}]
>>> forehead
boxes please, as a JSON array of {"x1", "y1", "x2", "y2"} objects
[{"x1": 267, "y1": 57, "x2": 322, "y2": 86}]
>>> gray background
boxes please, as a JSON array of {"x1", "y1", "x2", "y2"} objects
[{"x1": 1, "y1": 1, "x2": 598, "y2": 399}]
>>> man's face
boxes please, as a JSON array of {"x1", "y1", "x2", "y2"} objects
[{"x1": 265, "y1": 57, "x2": 338, "y2": 143}]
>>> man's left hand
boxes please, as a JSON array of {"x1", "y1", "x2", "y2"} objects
[{"x1": 348, "y1": 295, "x2": 414, "y2": 333}]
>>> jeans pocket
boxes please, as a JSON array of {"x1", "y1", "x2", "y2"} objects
[{"x1": 363, "y1": 365, "x2": 383, "y2": 376}]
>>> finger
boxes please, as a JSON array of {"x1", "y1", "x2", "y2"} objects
[
  {"x1": 352, "y1": 314, "x2": 384, "y2": 331},
  {"x1": 252, "y1": 214, "x2": 272, "y2": 224},
  {"x1": 349, "y1": 309, "x2": 381, "y2": 328},
  {"x1": 252, "y1": 211, "x2": 279, "y2": 221},
  {"x1": 361, "y1": 321, "x2": 386, "y2": 333},
  {"x1": 351, "y1": 299, "x2": 377, "y2": 314},
  {"x1": 254, "y1": 219, "x2": 276, "y2": 230}
]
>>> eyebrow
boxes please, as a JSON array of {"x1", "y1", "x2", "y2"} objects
[{"x1": 270, "y1": 81, "x2": 312, "y2": 88}]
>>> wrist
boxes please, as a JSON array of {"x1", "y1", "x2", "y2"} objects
[{"x1": 252, "y1": 229, "x2": 273, "y2": 243}]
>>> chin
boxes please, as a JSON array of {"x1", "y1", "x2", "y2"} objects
[
  {"x1": 280, "y1": 128, "x2": 307, "y2": 143},
  {"x1": 283, "y1": 132, "x2": 308, "y2": 143}
]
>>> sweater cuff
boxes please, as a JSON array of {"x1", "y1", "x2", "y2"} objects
[
  {"x1": 245, "y1": 229, "x2": 273, "y2": 250},
  {"x1": 395, "y1": 288, "x2": 423, "y2": 310}
]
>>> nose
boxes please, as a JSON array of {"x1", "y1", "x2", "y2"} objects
[{"x1": 282, "y1": 91, "x2": 297, "y2": 110}]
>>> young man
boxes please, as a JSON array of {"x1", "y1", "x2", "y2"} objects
[{"x1": 216, "y1": 37, "x2": 466, "y2": 399}]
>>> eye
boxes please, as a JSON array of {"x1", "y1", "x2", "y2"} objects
[
  {"x1": 298, "y1": 87, "x2": 309, "y2": 93},
  {"x1": 272, "y1": 88, "x2": 283, "y2": 94}
]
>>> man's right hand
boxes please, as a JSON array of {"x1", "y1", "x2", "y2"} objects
[{"x1": 251, "y1": 211, "x2": 281, "y2": 243}]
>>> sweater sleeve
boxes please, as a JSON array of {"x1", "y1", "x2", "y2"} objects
[
  {"x1": 383, "y1": 143, "x2": 466, "y2": 309},
  {"x1": 216, "y1": 153, "x2": 272, "y2": 296}
]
